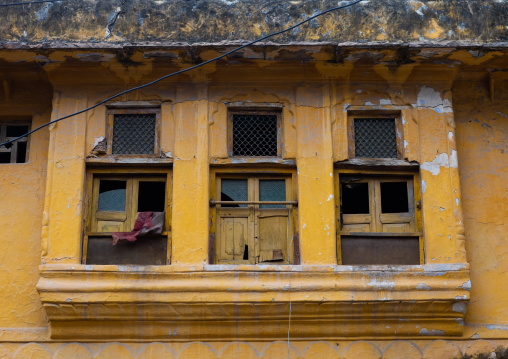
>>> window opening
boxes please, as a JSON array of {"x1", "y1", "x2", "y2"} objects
[
  {"x1": 213, "y1": 175, "x2": 296, "y2": 264},
  {"x1": 337, "y1": 173, "x2": 421, "y2": 265},
  {"x1": 111, "y1": 113, "x2": 156, "y2": 155},
  {"x1": 381, "y1": 181, "x2": 409, "y2": 213},
  {"x1": 138, "y1": 181, "x2": 166, "y2": 212},
  {"x1": 341, "y1": 181, "x2": 369, "y2": 214},
  {"x1": 86, "y1": 174, "x2": 170, "y2": 265},
  {"x1": 354, "y1": 118, "x2": 397, "y2": 158},
  {"x1": 232, "y1": 114, "x2": 278, "y2": 157}
]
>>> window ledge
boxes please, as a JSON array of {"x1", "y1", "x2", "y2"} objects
[
  {"x1": 37, "y1": 263, "x2": 470, "y2": 340},
  {"x1": 211, "y1": 157, "x2": 296, "y2": 166},
  {"x1": 86, "y1": 156, "x2": 173, "y2": 166},
  {"x1": 335, "y1": 158, "x2": 419, "y2": 169}
]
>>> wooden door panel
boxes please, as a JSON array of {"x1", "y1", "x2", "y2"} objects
[{"x1": 219, "y1": 217, "x2": 248, "y2": 261}]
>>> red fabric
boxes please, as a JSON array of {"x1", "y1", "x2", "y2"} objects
[{"x1": 112, "y1": 212, "x2": 154, "y2": 245}]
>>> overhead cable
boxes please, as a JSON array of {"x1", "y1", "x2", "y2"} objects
[
  {"x1": 0, "y1": 0, "x2": 61, "y2": 7},
  {"x1": 0, "y1": 0, "x2": 362, "y2": 148}
]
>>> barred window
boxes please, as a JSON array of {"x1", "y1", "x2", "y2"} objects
[
  {"x1": 0, "y1": 123, "x2": 30, "y2": 164},
  {"x1": 229, "y1": 111, "x2": 281, "y2": 157},
  {"x1": 107, "y1": 109, "x2": 160, "y2": 155},
  {"x1": 354, "y1": 118, "x2": 397, "y2": 158}
]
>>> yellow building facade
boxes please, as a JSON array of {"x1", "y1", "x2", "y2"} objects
[{"x1": 0, "y1": 0, "x2": 507, "y2": 358}]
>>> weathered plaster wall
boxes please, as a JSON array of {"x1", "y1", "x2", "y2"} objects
[
  {"x1": 0, "y1": 0, "x2": 507, "y2": 45},
  {"x1": 0, "y1": 46, "x2": 506, "y2": 356},
  {"x1": 454, "y1": 72, "x2": 508, "y2": 333},
  {"x1": 0, "y1": 64, "x2": 51, "y2": 330}
]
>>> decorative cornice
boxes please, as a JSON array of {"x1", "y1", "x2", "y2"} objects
[{"x1": 38, "y1": 264, "x2": 470, "y2": 340}]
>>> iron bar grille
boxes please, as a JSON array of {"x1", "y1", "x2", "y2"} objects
[
  {"x1": 232, "y1": 114, "x2": 278, "y2": 157},
  {"x1": 354, "y1": 118, "x2": 397, "y2": 158},
  {"x1": 112, "y1": 114, "x2": 156, "y2": 154}
]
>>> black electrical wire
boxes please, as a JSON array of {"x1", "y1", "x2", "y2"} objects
[
  {"x1": 0, "y1": 0, "x2": 362, "y2": 148},
  {"x1": 0, "y1": 0, "x2": 61, "y2": 7}
]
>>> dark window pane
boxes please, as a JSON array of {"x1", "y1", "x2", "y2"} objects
[
  {"x1": 0, "y1": 152, "x2": 11, "y2": 163},
  {"x1": 86, "y1": 235, "x2": 167, "y2": 265},
  {"x1": 16, "y1": 142, "x2": 27, "y2": 163},
  {"x1": 354, "y1": 118, "x2": 397, "y2": 158},
  {"x1": 6, "y1": 125, "x2": 29, "y2": 138},
  {"x1": 138, "y1": 181, "x2": 166, "y2": 212},
  {"x1": 341, "y1": 236, "x2": 420, "y2": 265},
  {"x1": 259, "y1": 179, "x2": 286, "y2": 208},
  {"x1": 381, "y1": 182, "x2": 409, "y2": 213},
  {"x1": 98, "y1": 180, "x2": 126, "y2": 211},
  {"x1": 341, "y1": 182, "x2": 369, "y2": 214},
  {"x1": 221, "y1": 179, "x2": 248, "y2": 207},
  {"x1": 112, "y1": 113, "x2": 156, "y2": 154},
  {"x1": 232, "y1": 114, "x2": 278, "y2": 157}
]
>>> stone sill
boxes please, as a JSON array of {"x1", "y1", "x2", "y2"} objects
[{"x1": 38, "y1": 263, "x2": 470, "y2": 340}]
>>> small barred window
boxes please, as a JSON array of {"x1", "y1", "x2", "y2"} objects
[
  {"x1": 354, "y1": 118, "x2": 397, "y2": 158},
  {"x1": 112, "y1": 113, "x2": 156, "y2": 155},
  {"x1": 231, "y1": 114, "x2": 279, "y2": 157}
]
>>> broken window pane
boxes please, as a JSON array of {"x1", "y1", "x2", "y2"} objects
[
  {"x1": 221, "y1": 179, "x2": 248, "y2": 207},
  {"x1": 0, "y1": 152, "x2": 10, "y2": 163},
  {"x1": 341, "y1": 236, "x2": 420, "y2": 265},
  {"x1": 381, "y1": 181, "x2": 409, "y2": 213},
  {"x1": 259, "y1": 179, "x2": 286, "y2": 208},
  {"x1": 6, "y1": 125, "x2": 29, "y2": 138},
  {"x1": 354, "y1": 118, "x2": 397, "y2": 158},
  {"x1": 341, "y1": 182, "x2": 369, "y2": 214},
  {"x1": 232, "y1": 114, "x2": 278, "y2": 157},
  {"x1": 98, "y1": 180, "x2": 127, "y2": 212},
  {"x1": 16, "y1": 141, "x2": 27, "y2": 163},
  {"x1": 112, "y1": 114, "x2": 156, "y2": 154},
  {"x1": 138, "y1": 181, "x2": 166, "y2": 212}
]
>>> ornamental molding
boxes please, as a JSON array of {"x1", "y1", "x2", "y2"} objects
[{"x1": 37, "y1": 263, "x2": 470, "y2": 340}]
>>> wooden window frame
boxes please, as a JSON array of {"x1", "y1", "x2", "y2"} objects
[
  {"x1": 209, "y1": 168, "x2": 298, "y2": 265},
  {"x1": 106, "y1": 108, "x2": 161, "y2": 157},
  {"x1": 83, "y1": 167, "x2": 172, "y2": 264},
  {"x1": 227, "y1": 109, "x2": 283, "y2": 158},
  {"x1": 347, "y1": 113, "x2": 404, "y2": 159},
  {"x1": 0, "y1": 121, "x2": 31, "y2": 164},
  {"x1": 334, "y1": 168, "x2": 423, "y2": 265}
]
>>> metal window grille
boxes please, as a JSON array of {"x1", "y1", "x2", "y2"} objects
[
  {"x1": 354, "y1": 118, "x2": 397, "y2": 158},
  {"x1": 112, "y1": 114, "x2": 156, "y2": 154},
  {"x1": 232, "y1": 114, "x2": 278, "y2": 157}
]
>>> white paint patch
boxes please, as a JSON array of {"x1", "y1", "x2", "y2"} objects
[
  {"x1": 485, "y1": 324, "x2": 508, "y2": 331},
  {"x1": 404, "y1": 140, "x2": 409, "y2": 149},
  {"x1": 453, "y1": 302, "x2": 467, "y2": 313},
  {"x1": 421, "y1": 153, "x2": 449, "y2": 175},
  {"x1": 450, "y1": 150, "x2": 458, "y2": 168},
  {"x1": 330, "y1": 172, "x2": 333, "y2": 177},
  {"x1": 303, "y1": 223, "x2": 306, "y2": 229},
  {"x1": 460, "y1": 280, "x2": 471, "y2": 290},
  {"x1": 448, "y1": 131, "x2": 454, "y2": 140},
  {"x1": 93, "y1": 136, "x2": 105, "y2": 148},
  {"x1": 422, "y1": 180, "x2": 426, "y2": 193},
  {"x1": 165, "y1": 151, "x2": 173, "y2": 158},
  {"x1": 419, "y1": 328, "x2": 445, "y2": 336},
  {"x1": 364, "y1": 101, "x2": 375, "y2": 106},
  {"x1": 342, "y1": 103, "x2": 350, "y2": 112},
  {"x1": 379, "y1": 99, "x2": 392, "y2": 105},
  {"x1": 456, "y1": 198, "x2": 460, "y2": 206},
  {"x1": 327, "y1": 194, "x2": 334, "y2": 201},
  {"x1": 416, "y1": 283, "x2": 431, "y2": 290},
  {"x1": 219, "y1": 0, "x2": 238, "y2": 4},
  {"x1": 402, "y1": 117, "x2": 405, "y2": 124},
  {"x1": 415, "y1": 86, "x2": 452, "y2": 113},
  {"x1": 367, "y1": 279, "x2": 395, "y2": 290}
]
